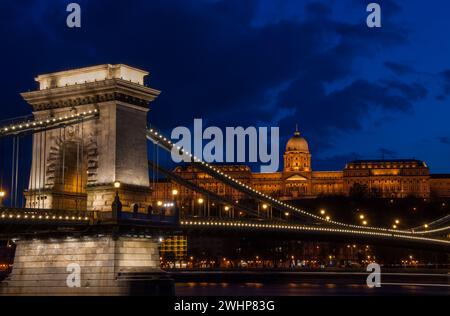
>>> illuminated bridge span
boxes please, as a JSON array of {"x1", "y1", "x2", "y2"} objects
[
  {"x1": 410, "y1": 215, "x2": 450, "y2": 234},
  {"x1": 0, "y1": 207, "x2": 449, "y2": 250},
  {"x1": 180, "y1": 219, "x2": 450, "y2": 250},
  {"x1": 0, "y1": 109, "x2": 99, "y2": 139},
  {"x1": 146, "y1": 126, "x2": 450, "y2": 238}
]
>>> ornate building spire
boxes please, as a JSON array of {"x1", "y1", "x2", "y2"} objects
[{"x1": 294, "y1": 124, "x2": 300, "y2": 136}]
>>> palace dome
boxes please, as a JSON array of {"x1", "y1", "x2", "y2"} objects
[{"x1": 285, "y1": 128, "x2": 309, "y2": 153}]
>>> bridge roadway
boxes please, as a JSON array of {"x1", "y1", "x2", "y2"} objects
[{"x1": 0, "y1": 207, "x2": 449, "y2": 251}]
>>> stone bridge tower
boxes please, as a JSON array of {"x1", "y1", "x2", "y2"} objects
[{"x1": 22, "y1": 64, "x2": 160, "y2": 212}]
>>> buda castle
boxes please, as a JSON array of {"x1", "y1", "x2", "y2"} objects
[{"x1": 153, "y1": 128, "x2": 450, "y2": 201}]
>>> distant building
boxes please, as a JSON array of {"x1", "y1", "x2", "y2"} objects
[{"x1": 153, "y1": 128, "x2": 450, "y2": 202}]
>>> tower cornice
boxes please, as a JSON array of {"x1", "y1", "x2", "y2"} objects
[{"x1": 21, "y1": 78, "x2": 161, "y2": 111}]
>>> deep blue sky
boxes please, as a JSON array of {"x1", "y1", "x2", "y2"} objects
[{"x1": 1, "y1": 0, "x2": 450, "y2": 173}]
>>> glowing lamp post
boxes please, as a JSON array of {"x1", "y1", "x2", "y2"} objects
[{"x1": 112, "y1": 181, "x2": 122, "y2": 219}]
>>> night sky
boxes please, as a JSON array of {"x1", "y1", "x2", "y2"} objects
[{"x1": 1, "y1": 0, "x2": 450, "y2": 173}]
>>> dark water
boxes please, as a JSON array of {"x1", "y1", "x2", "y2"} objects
[{"x1": 175, "y1": 282, "x2": 449, "y2": 296}]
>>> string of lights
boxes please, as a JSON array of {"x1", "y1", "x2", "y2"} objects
[
  {"x1": 180, "y1": 219, "x2": 450, "y2": 246},
  {"x1": 0, "y1": 109, "x2": 99, "y2": 138}
]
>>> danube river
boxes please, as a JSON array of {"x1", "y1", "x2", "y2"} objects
[{"x1": 172, "y1": 270, "x2": 450, "y2": 296}]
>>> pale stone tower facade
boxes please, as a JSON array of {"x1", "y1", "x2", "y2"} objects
[{"x1": 22, "y1": 64, "x2": 160, "y2": 211}]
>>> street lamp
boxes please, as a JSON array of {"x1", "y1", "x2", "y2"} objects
[
  {"x1": 325, "y1": 216, "x2": 331, "y2": 221},
  {"x1": 172, "y1": 189, "x2": 178, "y2": 196},
  {"x1": 157, "y1": 201, "x2": 163, "y2": 206},
  {"x1": 224, "y1": 206, "x2": 230, "y2": 211},
  {"x1": 197, "y1": 198, "x2": 204, "y2": 204},
  {"x1": 262, "y1": 204, "x2": 268, "y2": 210},
  {"x1": 395, "y1": 219, "x2": 400, "y2": 225},
  {"x1": 359, "y1": 214, "x2": 365, "y2": 220},
  {"x1": 424, "y1": 224, "x2": 429, "y2": 229},
  {"x1": 362, "y1": 220, "x2": 368, "y2": 226},
  {"x1": 111, "y1": 181, "x2": 122, "y2": 218},
  {"x1": 320, "y1": 209, "x2": 326, "y2": 215}
]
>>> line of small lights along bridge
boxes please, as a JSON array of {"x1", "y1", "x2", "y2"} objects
[
  {"x1": 180, "y1": 219, "x2": 450, "y2": 246},
  {"x1": 0, "y1": 108, "x2": 99, "y2": 138}
]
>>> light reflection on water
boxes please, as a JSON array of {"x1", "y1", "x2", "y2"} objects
[{"x1": 175, "y1": 282, "x2": 447, "y2": 296}]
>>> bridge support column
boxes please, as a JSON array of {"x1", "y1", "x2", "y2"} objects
[{"x1": 0, "y1": 235, "x2": 173, "y2": 296}]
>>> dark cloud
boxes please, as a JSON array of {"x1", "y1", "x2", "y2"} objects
[
  {"x1": 438, "y1": 137, "x2": 450, "y2": 145},
  {"x1": 379, "y1": 147, "x2": 397, "y2": 158},
  {"x1": 384, "y1": 62, "x2": 416, "y2": 76},
  {"x1": 439, "y1": 70, "x2": 450, "y2": 99},
  {"x1": 314, "y1": 152, "x2": 361, "y2": 170},
  {"x1": 382, "y1": 81, "x2": 428, "y2": 101},
  {"x1": 277, "y1": 78, "x2": 426, "y2": 153}
]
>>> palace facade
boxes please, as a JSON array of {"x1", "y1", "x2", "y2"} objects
[{"x1": 152, "y1": 128, "x2": 450, "y2": 201}]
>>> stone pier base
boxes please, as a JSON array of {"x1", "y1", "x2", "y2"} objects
[{"x1": 0, "y1": 236, "x2": 174, "y2": 296}]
